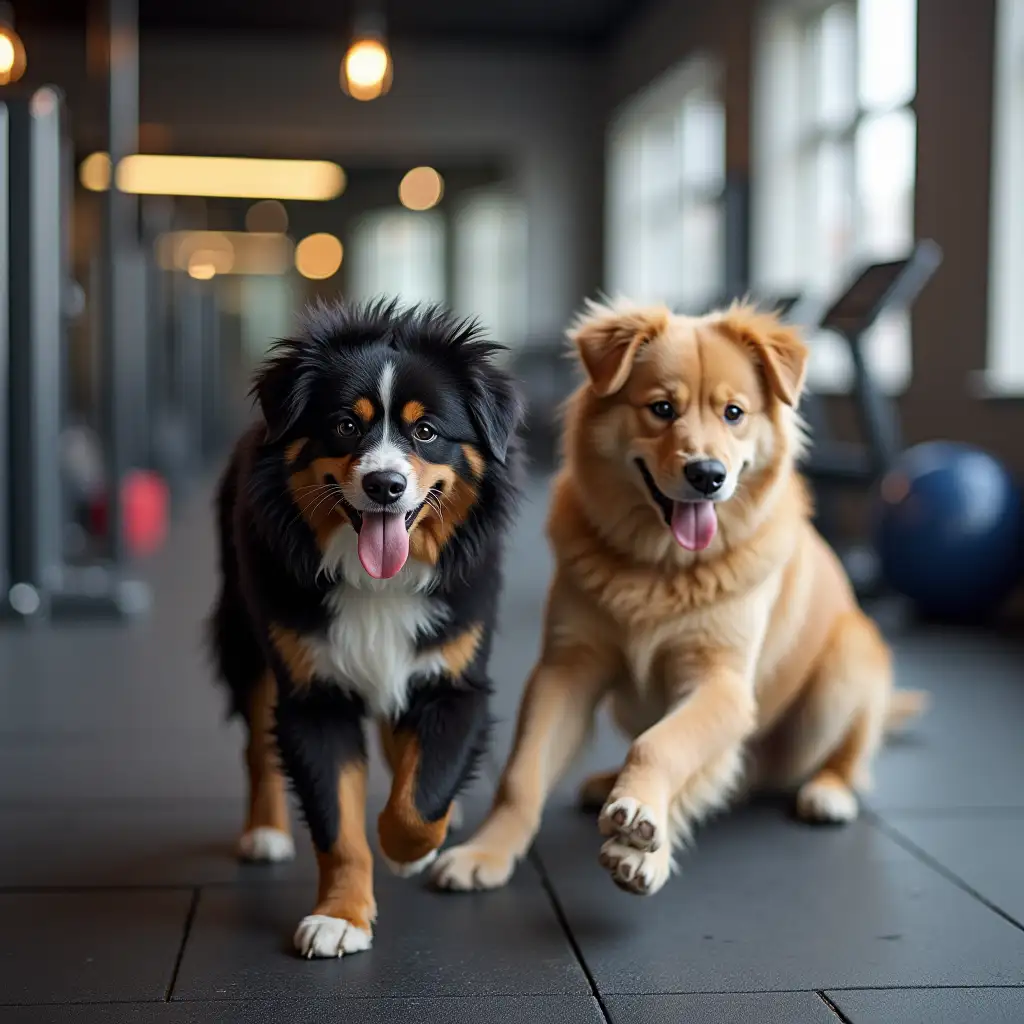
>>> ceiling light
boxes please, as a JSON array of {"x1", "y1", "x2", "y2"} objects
[
  {"x1": 78, "y1": 153, "x2": 346, "y2": 200},
  {"x1": 0, "y1": 4, "x2": 27, "y2": 86},
  {"x1": 342, "y1": 7, "x2": 392, "y2": 101},
  {"x1": 119, "y1": 155, "x2": 346, "y2": 200},
  {"x1": 295, "y1": 233, "x2": 344, "y2": 280},
  {"x1": 399, "y1": 167, "x2": 444, "y2": 211}
]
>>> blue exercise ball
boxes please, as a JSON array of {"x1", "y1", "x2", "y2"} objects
[{"x1": 875, "y1": 441, "x2": 1024, "y2": 620}]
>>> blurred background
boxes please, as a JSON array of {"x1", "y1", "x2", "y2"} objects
[{"x1": 1, "y1": 0, "x2": 1022, "y2": 617}]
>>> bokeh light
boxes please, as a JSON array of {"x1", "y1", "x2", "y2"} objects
[
  {"x1": 342, "y1": 38, "x2": 392, "y2": 100},
  {"x1": 79, "y1": 152, "x2": 112, "y2": 192},
  {"x1": 295, "y1": 233, "x2": 344, "y2": 280},
  {"x1": 399, "y1": 167, "x2": 445, "y2": 211},
  {"x1": 245, "y1": 199, "x2": 289, "y2": 234},
  {"x1": 0, "y1": 20, "x2": 26, "y2": 85}
]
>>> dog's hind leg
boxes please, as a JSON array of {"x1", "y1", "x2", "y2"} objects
[
  {"x1": 238, "y1": 670, "x2": 295, "y2": 862},
  {"x1": 786, "y1": 612, "x2": 894, "y2": 824}
]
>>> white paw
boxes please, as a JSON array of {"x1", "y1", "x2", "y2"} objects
[
  {"x1": 599, "y1": 839, "x2": 672, "y2": 896},
  {"x1": 382, "y1": 848, "x2": 438, "y2": 878},
  {"x1": 293, "y1": 915, "x2": 373, "y2": 959},
  {"x1": 432, "y1": 843, "x2": 516, "y2": 891},
  {"x1": 599, "y1": 796, "x2": 664, "y2": 851},
  {"x1": 237, "y1": 827, "x2": 295, "y2": 863},
  {"x1": 796, "y1": 780, "x2": 859, "y2": 824}
]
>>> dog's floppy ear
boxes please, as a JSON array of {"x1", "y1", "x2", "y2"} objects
[
  {"x1": 569, "y1": 302, "x2": 669, "y2": 397},
  {"x1": 250, "y1": 344, "x2": 311, "y2": 442},
  {"x1": 467, "y1": 365, "x2": 523, "y2": 466},
  {"x1": 719, "y1": 305, "x2": 809, "y2": 407}
]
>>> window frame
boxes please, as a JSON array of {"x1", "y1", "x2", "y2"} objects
[{"x1": 753, "y1": 0, "x2": 919, "y2": 395}]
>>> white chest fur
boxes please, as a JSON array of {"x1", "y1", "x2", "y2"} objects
[{"x1": 305, "y1": 528, "x2": 447, "y2": 717}]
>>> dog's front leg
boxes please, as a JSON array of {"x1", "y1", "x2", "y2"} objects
[
  {"x1": 432, "y1": 635, "x2": 616, "y2": 892},
  {"x1": 377, "y1": 680, "x2": 490, "y2": 877},
  {"x1": 599, "y1": 652, "x2": 756, "y2": 895},
  {"x1": 274, "y1": 684, "x2": 376, "y2": 959}
]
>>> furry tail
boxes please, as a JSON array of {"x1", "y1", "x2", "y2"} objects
[{"x1": 885, "y1": 689, "x2": 929, "y2": 733}]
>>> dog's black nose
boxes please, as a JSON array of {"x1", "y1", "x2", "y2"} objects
[
  {"x1": 362, "y1": 470, "x2": 407, "y2": 506},
  {"x1": 684, "y1": 459, "x2": 727, "y2": 496}
]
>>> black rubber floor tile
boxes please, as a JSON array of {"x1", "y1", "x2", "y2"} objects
[
  {"x1": 605, "y1": 992, "x2": 837, "y2": 1024},
  {"x1": 869, "y1": 631, "x2": 1024, "y2": 812},
  {"x1": 829, "y1": 988, "x2": 1024, "y2": 1024},
  {"x1": 880, "y1": 813, "x2": 1024, "y2": 925},
  {"x1": 0, "y1": 781, "x2": 492, "y2": 890},
  {"x1": 172, "y1": 867, "x2": 589, "y2": 1000},
  {"x1": 0, "y1": 800, "x2": 309, "y2": 889},
  {"x1": 535, "y1": 797, "x2": 1024, "y2": 993},
  {"x1": 0, "y1": 890, "x2": 193, "y2": 1005},
  {"x1": 0, "y1": 996, "x2": 604, "y2": 1024}
]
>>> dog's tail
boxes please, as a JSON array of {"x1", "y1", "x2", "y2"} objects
[{"x1": 885, "y1": 689, "x2": 929, "y2": 734}]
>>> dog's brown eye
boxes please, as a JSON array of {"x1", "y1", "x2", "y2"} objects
[
  {"x1": 649, "y1": 401, "x2": 675, "y2": 421},
  {"x1": 337, "y1": 416, "x2": 359, "y2": 438},
  {"x1": 724, "y1": 404, "x2": 745, "y2": 424},
  {"x1": 413, "y1": 421, "x2": 437, "y2": 443}
]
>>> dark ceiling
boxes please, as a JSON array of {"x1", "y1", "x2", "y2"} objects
[{"x1": 18, "y1": 0, "x2": 650, "y2": 47}]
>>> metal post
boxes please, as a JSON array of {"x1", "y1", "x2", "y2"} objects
[
  {"x1": 0, "y1": 103, "x2": 8, "y2": 601},
  {"x1": 4, "y1": 90, "x2": 65, "y2": 619},
  {"x1": 97, "y1": 0, "x2": 139, "y2": 566}
]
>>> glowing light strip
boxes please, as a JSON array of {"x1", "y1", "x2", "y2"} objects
[{"x1": 80, "y1": 153, "x2": 345, "y2": 201}]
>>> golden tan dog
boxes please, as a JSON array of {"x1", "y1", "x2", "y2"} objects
[{"x1": 433, "y1": 299, "x2": 925, "y2": 896}]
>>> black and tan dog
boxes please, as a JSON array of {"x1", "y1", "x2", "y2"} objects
[{"x1": 209, "y1": 299, "x2": 521, "y2": 958}]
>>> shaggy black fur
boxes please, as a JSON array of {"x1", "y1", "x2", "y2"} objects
[{"x1": 208, "y1": 298, "x2": 523, "y2": 859}]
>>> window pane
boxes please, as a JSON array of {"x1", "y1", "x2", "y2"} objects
[
  {"x1": 812, "y1": 3, "x2": 857, "y2": 129},
  {"x1": 681, "y1": 92, "x2": 724, "y2": 192},
  {"x1": 856, "y1": 108, "x2": 917, "y2": 258},
  {"x1": 859, "y1": 0, "x2": 917, "y2": 109},
  {"x1": 454, "y1": 191, "x2": 528, "y2": 354},
  {"x1": 351, "y1": 210, "x2": 445, "y2": 306},
  {"x1": 678, "y1": 201, "x2": 723, "y2": 310},
  {"x1": 639, "y1": 115, "x2": 680, "y2": 206},
  {"x1": 802, "y1": 139, "x2": 854, "y2": 294}
]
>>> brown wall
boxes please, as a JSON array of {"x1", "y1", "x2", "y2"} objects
[{"x1": 910, "y1": 0, "x2": 1024, "y2": 470}]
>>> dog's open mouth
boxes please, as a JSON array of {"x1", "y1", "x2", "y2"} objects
[
  {"x1": 339, "y1": 479, "x2": 443, "y2": 581},
  {"x1": 635, "y1": 460, "x2": 718, "y2": 553}
]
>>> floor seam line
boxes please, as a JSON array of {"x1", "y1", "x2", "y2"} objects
[
  {"x1": 870, "y1": 811, "x2": 1024, "y2": 935},
  {"x1": 527, "y1": 847, "x2": 614, "y2": 1024},
  {"x1": 817, "y1": 991, "x2": 853, "y2": 1023},
  {"x1": 165, "y1": 886, "x2": 201, "y2": 1001}
]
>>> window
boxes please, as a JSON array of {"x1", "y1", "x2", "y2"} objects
[
  {"x1": 987, "y1": 0, "x2": 1024, "y2": 393},
  {"x1": 349, "y1": 209, "x2": 445, "y2": 307},
  {"x1": 753, "y1": 0, "x2": 918, "y2": 393},
  {"x1": 607, "y1": 56, "x2": 725, "y2": 314},
  {"x1": 453, "y1": 188, "x2": 528, "y2": 357}
]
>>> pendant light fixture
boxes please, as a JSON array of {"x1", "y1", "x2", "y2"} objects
[
  {"x1": 0, "y1": 3, "x2": 27, "y2": 86},
  {"x1": 341, "y1": 2, "x2": 392, "y2": 101}
]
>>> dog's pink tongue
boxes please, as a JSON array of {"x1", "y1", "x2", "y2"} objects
[
  {"x1": 357, "y1": 512, "x2": 410, "y2": 579},
  {"x1": 671, "y1": 501, "x2": 718, "y2": 551}
]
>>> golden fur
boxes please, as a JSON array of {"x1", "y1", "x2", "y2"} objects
[{"x1": 434, "y1": 299, "x2": 926, "y2": 897}]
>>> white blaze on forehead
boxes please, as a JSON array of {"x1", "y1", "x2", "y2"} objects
[
  {"x1": 342, "y1": 359, "x2": 425, "y2": 514},
  {"x1": 358, "y1": 360, "x2": 409, "y2": 476}
]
